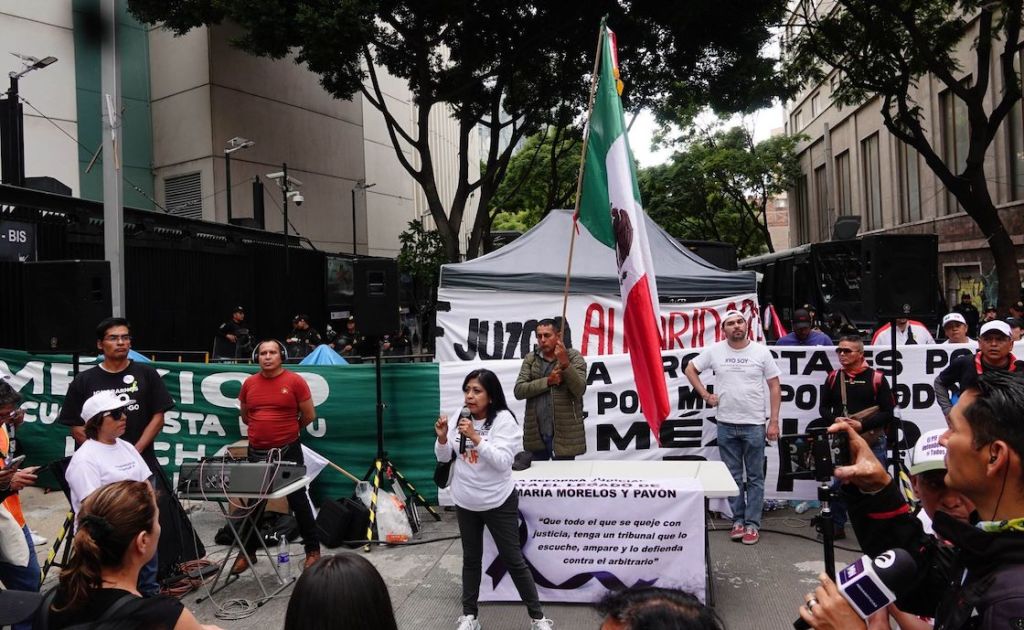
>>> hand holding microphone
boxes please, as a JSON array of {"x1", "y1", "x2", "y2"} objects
[
  {"x1": 458, "y1": 406, "x2": 472, "y2": 454},
  {"x1": 795, "y1": 548, "x2": 916, "y2": 629}
]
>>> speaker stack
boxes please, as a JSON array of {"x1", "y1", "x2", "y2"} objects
[
  {"x1": 22, "y1": 260, "x2": 112, "y2": 353},
  {"x1": 353, "y1": 258, "x2": 399, "y2": 338},
  {"x1": 860, "y1": 235, "x2": 938, "y2": 320}
]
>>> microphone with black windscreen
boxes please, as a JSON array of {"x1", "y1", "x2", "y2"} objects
[
  {"x1": 458, "y1": 406, "x2": 471, "y2": 454},
  {"x1": 793, "y1": 548, "x2": 917, "y2": 629}
]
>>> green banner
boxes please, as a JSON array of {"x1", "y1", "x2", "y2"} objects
[{"x1": 0, "y1": 349, "x2": 442, "y2": 503}]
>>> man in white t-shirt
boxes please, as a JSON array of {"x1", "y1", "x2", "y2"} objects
[
  {"x1": 940, "y1": 312, "x2": 978, "y2": 349},
  {"x1": 684, "y1": 310, "x2": 782, "y2": 545}
]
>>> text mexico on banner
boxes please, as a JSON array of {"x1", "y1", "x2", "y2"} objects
[
  {"x1": 480, "y1": 477, "x2": 705, "y2": 603},
  {"x1": 440, "y1": 343, "x2": 1021, "y2": 500},
  {"x1": 436, "y1": 289, "x2": 761, "y2": 362}
]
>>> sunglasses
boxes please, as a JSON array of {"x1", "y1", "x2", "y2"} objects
[
  {"x1": 836, "y1": 348, "x2": 861, "y2": 355},
  {"x1": 103, "y1": 407, "x2": 128, "y2": 419}
]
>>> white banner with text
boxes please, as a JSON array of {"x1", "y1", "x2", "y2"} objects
[{"x1": 480, "y1": 476, "x2": 705, "y2": 603}]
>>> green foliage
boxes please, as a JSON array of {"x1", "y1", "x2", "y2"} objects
[
  {"x1": 783, "y1": 0, "x2": 1023, "y2": 308},
  {"x1": 638, "y1": 126, "x2": 803, "y2": 257},
  {"x1": 129, "y1": 0, "x2": 789, "y2": 261},
  {"x1": 397, "y1": 219, "x2": 446, "y2": 293},
  {"x1": 487, "y1": 126, "x2": 582, "y2": 231}
]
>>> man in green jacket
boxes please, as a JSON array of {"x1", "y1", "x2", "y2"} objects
[{"x1": 514, "y1": 318, "x2": 587, "y2": 460}]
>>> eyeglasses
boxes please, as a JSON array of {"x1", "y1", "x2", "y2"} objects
[
  {"x1": 835, "y1": 348, "x2": 861, "y2": 355},
  {"x1": 104, "y1": 334, "x2": 132, "y2": 342}
]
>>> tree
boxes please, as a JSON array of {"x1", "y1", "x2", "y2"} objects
[
  {"x1": 638, "y1": 125, "x2": 803, "y2": 258},
  {"x1": 128, "y1": 0, "x2": 789, "y2": 262},
  {"x1": 786, "y1": 0, "x2": 1023, "y2": 309},
  {"x1": 397, "y1": 220, "x2": 447, "y2": 352},
  {"x1": 487, "y1": 125, "x2": 582, "y2": 233}
]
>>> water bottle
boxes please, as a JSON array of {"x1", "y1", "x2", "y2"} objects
[{"x1": 276, "y1": 534, "x2": 291, "y2": 578}]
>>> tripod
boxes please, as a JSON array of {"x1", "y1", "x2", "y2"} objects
[
  {"x1": 811, "y1": 481, "x2": 838, "y2": 580},
  {"x1": 362, "y1": 338, "x2": 439, "y2": 550}
]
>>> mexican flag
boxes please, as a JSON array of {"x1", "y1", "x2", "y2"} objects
[{"x1": 577, "y1": 24, "x2": 670, "y2": 438}]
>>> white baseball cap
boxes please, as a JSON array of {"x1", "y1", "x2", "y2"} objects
[
  {"x1": 980, "y1": 320, "x2": 1012, "y2": 338},
  {"x1": 908, "y1": 429, "x2": 947, "y2": 475},
  {"x1": 80, "y1": 390, "x2": 135, "y2": 423},
  {"x1": 721, "y1": 310, "x2": 745, "y2": 327},
  {"x1": 942, "y1": 312, "x2": 966, "y2": 327}
]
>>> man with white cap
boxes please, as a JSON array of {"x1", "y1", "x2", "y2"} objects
[
  {"x1": 939, "y1": 312, "x2": 977, "y2": 349},
  {"x1": 65, "y1": 390, "x2": 157, "y2": 595},
  {"x1": 685, "y1": 310, "x2": 781, "y2": 546},
  {"x1": 934, "y1": 320, "x2": 1023, "y2": 417},
  {"x1": 864, "y1": 429, "x2": 975, "y2": 630}
]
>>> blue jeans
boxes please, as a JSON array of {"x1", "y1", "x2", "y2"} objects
[
  {"x1": 138, "y1": 549, "x2": 160, "y2": 596},
  {"x1": 0, "y1": 524, "x2": 40, "y2": 630},
  {"x1": 530, "y1": 434, "x2": 576, "y2": 462},
  {"x1": 717, "y1": 422, "x2": 767, "y2": 530},
  {"x1": 831, "y1": 436, "x2": 889, "y2": 530}
]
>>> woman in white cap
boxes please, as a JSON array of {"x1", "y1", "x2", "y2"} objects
[{"x1": 65, "y1": 390, "x2": 157, "y2": 596}]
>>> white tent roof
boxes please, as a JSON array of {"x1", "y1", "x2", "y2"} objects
[{"x1": 440, "y1": 210, "x2": 756, "y2": 298}]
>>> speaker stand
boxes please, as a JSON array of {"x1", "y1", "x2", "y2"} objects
[
  {"x1": 888, "y1": 319, "x2": 904, "y2": 480},
  {"x1": 361, "y1": 339, "x2": 439, "y2": 552}
]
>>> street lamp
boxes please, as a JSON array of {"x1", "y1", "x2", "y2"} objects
[
  {"x1": 224, "y1": 136, "x2": 254, "y2": 223},
  {"x1": 267, "y1": 165, "x2": 303, "y2": 275},
  {"x1": 2, "y1": 53, "x2": 58, "y2": 186},
  {"x1": 351, "y1": 179, "x2": 376, "y2": 255}
]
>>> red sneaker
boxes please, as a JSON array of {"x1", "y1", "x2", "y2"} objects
[
  {"x1": 729, "y1": 523, "x2": 745, "y2": 541},
  {"x1": 741, "y1": 527, "x2": 760, "y2": 545}
]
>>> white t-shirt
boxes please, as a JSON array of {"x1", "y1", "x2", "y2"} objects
[
  {"x1": 435, "y1": 409, "x2": 521, "y2": 511},
  {"x1": 66, "y1": 438, "x2": 152, "y2": 516},
  {"x1": 943, "y1": 338, "x2": 978, "y2": 351},
  {"x1": 691, "y1": 340, "x2": 781, "y2": 425}
]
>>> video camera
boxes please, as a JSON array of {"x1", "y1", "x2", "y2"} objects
[{"x1": 779, "y1": 426, "x2": 851, "y2": 483}]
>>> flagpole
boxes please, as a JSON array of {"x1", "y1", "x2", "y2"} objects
[{"x1": 560, "y1": 20, "x2": 607, "y2": 333}]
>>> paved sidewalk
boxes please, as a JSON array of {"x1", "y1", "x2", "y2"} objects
[{"x1": 21, "y1": 488, "x2": 863, "y2": 630}]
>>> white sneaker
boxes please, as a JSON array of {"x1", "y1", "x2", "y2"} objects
[
  {"x1": 30, "y1": 529, "x2": 47, "y2": 546},
  {"x1": 456, "y1": 615, "x2": 481, "y2": 630},
  {"x1": 530, "y1": 618, "x2": 555, "y2": 630}
]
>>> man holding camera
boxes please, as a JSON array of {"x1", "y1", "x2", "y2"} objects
[
  {"x1": 818, "y1": 334, "x2": 895, "y2": 540},
  {"x1": 685, "y1": 310, "x2": 781, "y2": 546},
  {"x1": 799, "y1": 370, "x2": 1024, "y2": 629}
]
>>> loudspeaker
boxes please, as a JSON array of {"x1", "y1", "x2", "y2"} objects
[
  {"x1": 861, "y1": 235, "x2": 938, "y2": 319},
  {"x1": 353, "y1": 258, "x2": 399, "y2": 338},
  {"x1": 23, "y1": 260, "x2": 112, "y2": 352}
]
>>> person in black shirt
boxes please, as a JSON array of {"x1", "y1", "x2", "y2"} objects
[
  {"x1": 36, "y1": 480, "x2": 220, "y2": 630},
  {"x1": 952, "y1": 292, "x2": 981, "y2": 337},
  {"x1": 212, "y1": 306, "x2": 250, "y2": 360},
  {"x1": 934, "y1": 320, "x2": 1023, "y2": 417},
  {"x1": 285, "y1": 314, "x2": 322, "y2": 358},
  {"x1": 818, "y1": 334, "x2": 895, "y2": 539}
]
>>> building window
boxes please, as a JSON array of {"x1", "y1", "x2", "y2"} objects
[
  {"x1": 897, "y1": 142, "x2": 921, "y2": 223},
  {"x1": 835, "y1": 150, "x2": 851, "y2": 215},
  {"x1": 811, "y1": 92, "x2": 821, "y2": 118},
  {"x1": 830, "y1": 74, "x2": 840, "y2": 94},
  {"x1": 814, "y1": 164, "x2": 829, "y2": 239},
  {"x1": 793, "y1": 109, "x2": 803, "y2": 130},
  {"x1": 939, "y1": 87, "x2": 969, "y2": 214},
  {"x1": 861, "y1": 134, "x2": 882, "y2": 229},
  {"x1": 795, "y1": 175, "x2": 810, "y2": 244},
  {"x1": 165, "y1": 172, "x2": 202, "y2": 219}
]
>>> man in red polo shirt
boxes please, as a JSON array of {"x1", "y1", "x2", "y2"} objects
[{"x1": 231, "y1": 340, "x2": 321, "y2": 574}]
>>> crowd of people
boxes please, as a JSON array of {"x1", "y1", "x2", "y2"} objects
[{"x1": 212, "y1": 308, "x2": 415, "y2": 362}]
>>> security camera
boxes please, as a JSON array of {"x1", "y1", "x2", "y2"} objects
[{"x1": 291, "y1": 192, "x2": 304, "y2": 206}]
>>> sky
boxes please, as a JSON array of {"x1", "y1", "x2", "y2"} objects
[{"x1": 627, "y1": 103, "x2": 786, "y2": 168}]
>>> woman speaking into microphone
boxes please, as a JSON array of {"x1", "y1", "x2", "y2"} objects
[{"x1": 434, "y1": 369, "x2": 553, "y2": 630}]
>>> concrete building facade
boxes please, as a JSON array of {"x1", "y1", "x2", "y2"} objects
[
  {"x1": 784, "y1": 7, "x2": 1024, "y2": 306},
  {"x1": 1, "y1": 3, "x2": 479, "y2": 260}
]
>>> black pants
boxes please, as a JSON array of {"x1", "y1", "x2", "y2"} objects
[
  {"x1": 456, "y1": 491, "x2": 543, "y2": 620},
  {"x1": 236, "y1": 441, "x2": 320, "y2": 554}
]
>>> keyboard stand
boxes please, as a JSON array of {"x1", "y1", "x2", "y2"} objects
[{"x1": 180, "y1": 476, "x2": 311, "y2": 606}]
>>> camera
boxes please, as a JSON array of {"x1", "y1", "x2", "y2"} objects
[
  {"x1": 779, "y1": 426, "x2": 851, "y2": 482},
  {"x1": 292, "y1": 192, "x2": 304, "y2": 206}
]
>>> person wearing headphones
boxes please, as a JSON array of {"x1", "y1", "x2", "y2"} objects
[{"x1": 231, "y1": 339, "x2": 321, "y2": 575}]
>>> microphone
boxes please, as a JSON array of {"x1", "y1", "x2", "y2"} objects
[
  {"x1": 793, "y1": 548, "x2": 916, "y2": 629},
  {"x1": 458, "y1": 406, "x2": 471, "y2": 454}
]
